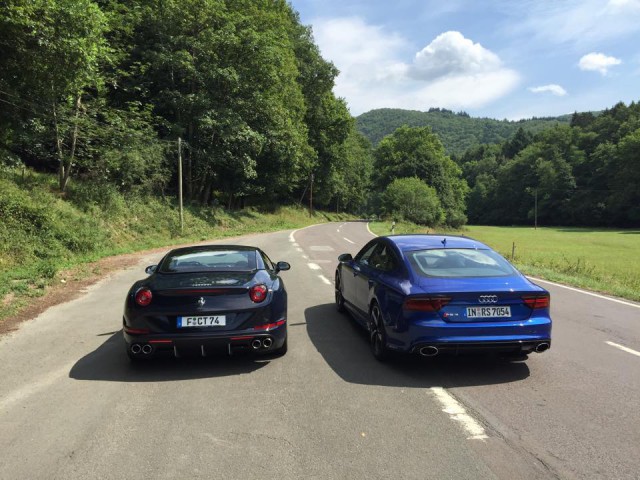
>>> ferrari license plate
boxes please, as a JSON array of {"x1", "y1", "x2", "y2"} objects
[
  {"x1": 177, "y1": 315, "x2": 226, "y2": 327},
  {"x1": 466, "y1": 306, "x2": 511, "y2": 318}
]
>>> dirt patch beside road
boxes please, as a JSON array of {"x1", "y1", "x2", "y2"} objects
[{"x1": 0, "y1": 244, "x2": 183, "y2": 337}]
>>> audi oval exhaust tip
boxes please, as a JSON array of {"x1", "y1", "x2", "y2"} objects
[
  {"x1": 141, "y1": 344, "x2": 153, "y2": 355},
  {"x1": 419, "y1": 346, "x2": 439, "y2": 357},
  {"x1": 251, "y1": 339, "x2": 262, "y2": 350},
  {"x1": 535, "y1": 342, "x2": 550, "y2": 353},
  {"x1": 262, "y1": 337, "x2": 273, "y2": 348},
  {"x1": 131, "y1": 343, "x2": 142, "y2": 354}
]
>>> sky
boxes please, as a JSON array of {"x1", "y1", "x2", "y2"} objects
[{"x1": 288, "y1": 0, "x2": 640, "y2": 119}]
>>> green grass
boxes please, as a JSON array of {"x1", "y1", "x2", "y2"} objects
[
  {"x1": 0, "y1": 169, "x2": 353, "y2": 323},
  {"x1": 370, "y1": 221, "x2": 640, "y2": 302}
]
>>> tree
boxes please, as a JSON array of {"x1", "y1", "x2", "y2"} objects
[
  {"x1": 373, "y1": 126, "x2": 468, "y2": 226},
  {"x1": 381, "y1": 177, "x2": 444, "y2": 226},
  {"x1": 0, "y1": 0, "x2": 109, "y2": 191}
]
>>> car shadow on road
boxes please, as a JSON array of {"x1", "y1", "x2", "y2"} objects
[
  {"x1": 306, "y1": 303, "x2": 530, "y2": 388},
  {"x1": 69, "y1": 332, "x2": 270, "y2": 382}
]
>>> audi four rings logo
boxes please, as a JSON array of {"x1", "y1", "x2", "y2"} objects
[{"x1": 478, "y1": 295, "x2": 498, "y2": 303}]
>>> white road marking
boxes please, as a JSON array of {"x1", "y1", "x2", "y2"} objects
[
  {"x1": 310, "y1": 245, "x2": 334, "y2": 251},
  {"x1": 296, "y1": 247, "x2": 303, "y2": 252},
  {"x1": 343, "y1": 237, "x2": 355, "y2": 244},
  {"x1": 606, "y1": 341, "x2": 640, "y2": 357},
  {"x1": 529, "y1": 277, "x2": 640, "y2": 309},
  {"x1": 292, "y1": 243, "x2": 299, "y2": 247},
  {"x1": 302, "y1": 255, "x2": 309, "y2": 260},
  {"x1": 307, "y1": 263, "x2": 321, "y2": 270},
  {"x1": 366, "y1": 222, "x2": 377, "y2": 237},
  {"x1": 430, "y1": 387, "x2": 488, "y2": 441},
  {"x1": 289, "y1": 222, "x2": 328, "y2": 244},
  {"x1": 318, "y1": 275, "x2": 332, "y2": 285}
]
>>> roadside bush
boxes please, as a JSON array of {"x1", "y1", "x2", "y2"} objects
[{"x1": 381, "y1": 177, "x2": 444, "y2": 226}]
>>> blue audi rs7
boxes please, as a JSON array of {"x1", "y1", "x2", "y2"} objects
[
  {"x1": 335, "y1": 235, "x2": 552, "y2": 361},
  {"x1": 123, "y1": 245, "x2": 290, "y2": 361}
]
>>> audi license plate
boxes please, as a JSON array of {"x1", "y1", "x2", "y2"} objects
[
  {"x1": 177, "y1": 316, "x2": 226, "y2": 327},
  {"x1": 466, "y1": 306, "x2": 511, "y2": 318}
]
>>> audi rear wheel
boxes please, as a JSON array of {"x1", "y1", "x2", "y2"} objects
[{"x1": 369, "y1": 303, "x2": 390, "y2": 362}]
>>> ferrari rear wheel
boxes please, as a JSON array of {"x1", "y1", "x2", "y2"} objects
[
  {"x1": 369, "y1": 302, "x2": 390, "y2": 362},
  {"x1": 335, "y1": 272, "x2": 346, "y2": 313}
]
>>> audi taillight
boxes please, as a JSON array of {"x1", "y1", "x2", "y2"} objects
[
  {"x1": 403, "y1": 296, "x2": 451, "y2": 311},
  {"x1": 135, "y1": 288, "x2": 153, "y2": 307},
  {"x1": 522, "y1": 294, "x2": 550, "y2": 309},
  {"x1": 249, "y1": 284, "x2": 268, "y2": 303}
]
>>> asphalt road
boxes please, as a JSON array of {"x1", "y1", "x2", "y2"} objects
[{"x1": 1, "y1": 221, "x2": 639, "y2": 479}]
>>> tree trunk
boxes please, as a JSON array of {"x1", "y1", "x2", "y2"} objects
[
  {"x1": 52, "y1": 101, "x2": 65, "y2": 190},
  {"x1": 61, "y1": 95, "x2": 82, "y2": 192}
]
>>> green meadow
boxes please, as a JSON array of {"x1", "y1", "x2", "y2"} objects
[{"x1": 370, "y1": 222, "x2": 640, "y2": 302}]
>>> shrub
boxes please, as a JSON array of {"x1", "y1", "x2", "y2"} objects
[{"x1": 381, "y1": 177, "x2": 444, "y2": 226}]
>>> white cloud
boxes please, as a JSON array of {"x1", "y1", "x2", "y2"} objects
[
  {"x1": 578, "y1": 52, "x2": 622, "y2": 75},
  {"x1": 505, "y1": 0, "x2": 640, "y2": 49},
  {"x1": 403, "y1": 70, "x2": 520, "y2": 110},
  {"x1": 310, "y1": 20, "x2": 519, "y2": 114},
  {"x1": 529, "y1": 84, "x2": 568, "y2": 96},
  {"x1": 607, "y1": 0, "x2": 640, "y2": 11},
  {"x1": 410, "y1": 31, "x2": 502, "y2": 80}
]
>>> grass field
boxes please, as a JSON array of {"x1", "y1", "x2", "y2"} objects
[{"x1": 370, "y1": 221, "x2": 640, "y2": 302}]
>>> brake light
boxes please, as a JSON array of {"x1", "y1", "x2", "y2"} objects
[
  {"x1": 249, "y1": 284, "x2": 268, "y2": 303},
  {"x1": 403, "y1": 297, "x2": 451, "y2": 311},
  {"x1": 135, "y1": 288, "x2": 153, "y2": 307},
  {"x1": 522, "y1": 295, "x2": 550, "y2": 309},
  {"x1": 254, "y1": 319, "x2": 286, "y2": 331},
  {"x1": 124, "y1": 326, "x2": 150, "y2": 334}
]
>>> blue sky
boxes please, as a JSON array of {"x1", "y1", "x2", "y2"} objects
[{"x1": 288, "y1": 0, "x2": 640, "y2": 119}]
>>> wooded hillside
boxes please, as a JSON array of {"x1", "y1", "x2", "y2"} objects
[
  {"x1": 459, "y1": 102, "x2": 640, "y2": 227},
  {"x1": 356, "y1": 108, "x2": 571, "y2": 155}
]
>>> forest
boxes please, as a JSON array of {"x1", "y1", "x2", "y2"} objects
[
  {"x1": 0, "y1": 0, "x2": 373, "y2": 213},
  {"x1": 1, "y1": 0, "x2": 638, "y2": 230},
  {"x1": 457, "y1": 102, "x2": 640, "y2": 227},
  {"x1": 356, "y1": 108, "x2": 572, "y2": 156}
]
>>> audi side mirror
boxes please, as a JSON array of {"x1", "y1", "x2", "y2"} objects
[
  {"x1": 338, "y1": 253, "x2": 353, "y2": 262},
  {"x1": 145, "y1": 265, "x2": 157, "y2": 275}
]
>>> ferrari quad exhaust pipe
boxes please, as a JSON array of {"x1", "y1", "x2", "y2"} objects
[
  {"x1": 131, "y1": 343, "x2": 142, "y2": 354},
  {"x1": 419, "y1": 346, "x2": 439, "y2": 357},
  {"x1": 251, "y1": 339, "x2": 262, "y2": 350},
  {"x1": 262, "y1": 337, "x2": 273, "y2": 348},
  {"x1": 141, "y1": 344, "x2": 153, "y2": 355},
  {"x1": 535, "y1": 342, "x2": 550, "y2": 353}
]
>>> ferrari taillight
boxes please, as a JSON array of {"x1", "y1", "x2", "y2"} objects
[
  {"x1": 522, "y1": 294, "x2": 550, "y2": 309},
  {"x1": 403, "y1": 297, "x2": 451, "y2": 311},
  {"x1": 249, "y1": 284, "x2": 268, "y2": 303},
  {"x1": 135, "y1": 288, "x2": 153, "y2": 307}
]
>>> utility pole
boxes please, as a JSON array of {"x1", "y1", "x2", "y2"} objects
[
  {"x1": 534, "y1": 189, "x2": 538, "y2": 230},
  {"x1": 178, "y1": 137, "x2": 184, "y2": 233},
  {"x1": 309, "y1": 173, "x2": 314, "y2": 217}
]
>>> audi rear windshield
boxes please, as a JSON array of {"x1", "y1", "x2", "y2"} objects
[
  {"x1": 158, "y1": 249, "x2": 257, "y2": 273},
  {"x1": 406, "y1": 248, "x2": 517, "y2": 278}
]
